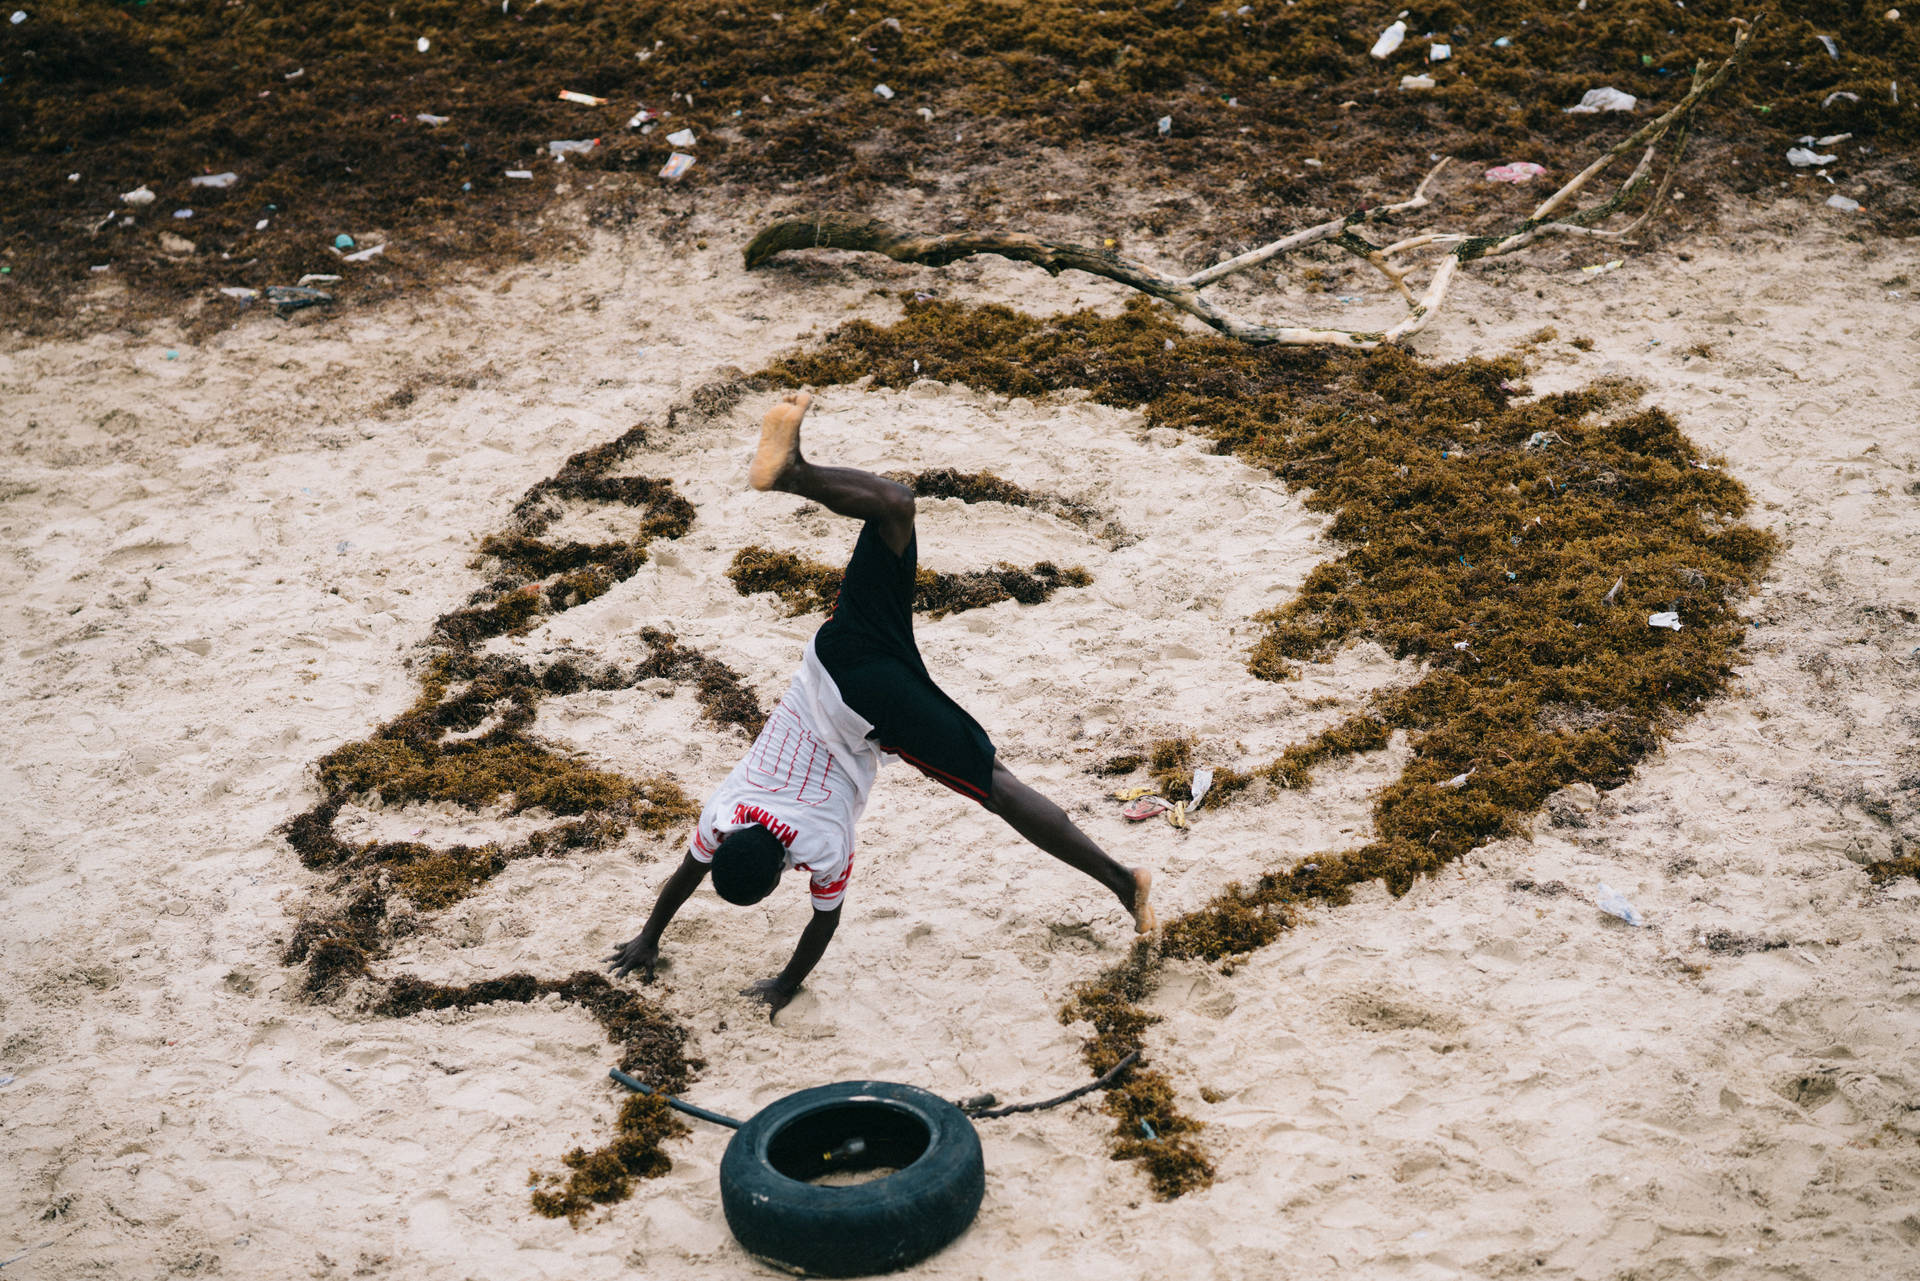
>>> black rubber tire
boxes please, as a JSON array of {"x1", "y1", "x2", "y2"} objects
[{"x1": 719, "y1": 1080, "x2": 985, "y2": 1277}]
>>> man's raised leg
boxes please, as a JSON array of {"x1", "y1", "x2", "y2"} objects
[
  {"x1": 752, "y1": 391, "x2": 915, "y2": 556},
  {"x1": 985, "y1": 761, "x2": 1156, "y2": 934}
]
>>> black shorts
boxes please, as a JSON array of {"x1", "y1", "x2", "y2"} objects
[{"x1": 813, "y1": 523, "x2": 998, "y2": 804}]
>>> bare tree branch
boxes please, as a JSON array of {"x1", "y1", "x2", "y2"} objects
[{"x1": 743, "y1": 20, "x2": 1754, "y2": 350}]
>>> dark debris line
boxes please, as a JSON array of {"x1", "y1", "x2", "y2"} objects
[{"x1": 3, "y1": 2, "x2": 1915, "y2": 331}]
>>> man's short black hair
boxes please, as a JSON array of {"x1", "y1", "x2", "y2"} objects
[{"x1": 710, "y1": 825, "x2": 785, "y2": 905}]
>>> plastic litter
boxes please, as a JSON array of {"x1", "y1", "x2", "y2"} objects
[
  {"x1": 504, "y1": 169, "x2": 534, "y2": 179},
  {"x1": 627, "y1": 107, "x2": 658, "y2": 127},
  {"x1": 1400, "y1": 74, "x2": 1435, "y2": 90},
  {"x1": 164, "y1": 349, "x2": 179, "y2": 360},
  {"x1": 1524, "y1": 429, "x2": 1563, "y2": 450},
  {"x1": 917, "y1": 106, "x2": 935, "y2": 121},
  {"x1": 172, "y1": 209, "x2": 193, "y2": 219},
  {"x1": 159, "y1": 232, "x2": 195, "y2": 255},
  {"x1": 1595, "y1": 883, "x2": 1646, "y2": 927},
  {"x1": 416, "y1": 36, "x2": 430, "y2": 53},
  {"x1": 190, "y1": 172, "x2": 238, "y2": 189},
  {"x1": 297, "y1": 273, "x2": 341, "y2": 286},
  {"x1": 1494, "y1": 35, "x2": 1512, "y2": 47},
  {"x1": 266, "y1": 285, "x2": 333, "y2": 313},
  {"x1": 1443, "y1": 769, "x2": 1473, "y2": 789},
  {"x1": 10, "y1": 10, "x2": 25, "y2": 23},
  {"x1": 666, "y1": 127, "x2": 697, "y2": 147},
  {"x1": 1812, "y1": 132, "x2": 1853, "y2": 147},
  {"x1": 659, "y1": 152, "x2": 695, "y2": 181},
  {"x1": 1581, "y1": 259, "x2": 1623, "y2": 276},
  {"x1": 1188, "y1": 767, "x2": 1215, "y2": 811},
  {"x1": 284, "y1": 67, "x2": 304, "y2": 80},
  {"x1": 122, "y1": 185, "x2": 156, "y2": 205},
  {"x1": 1647, "y1": 611, "x2": 1682, "y2": 630},
  {"x1": 416, "y1": 113, "x2": 449, "y2": 126},
  {"x1": 558, "y1": 89, "x2": 607, "y2": 106},
  {"x1": 342, "y1": 243, "x2": 386, "y2": 262},
  {"x1": 1370, "y1": 19, "x2": 1406, "y2": 59},
  {"x1": 547, "y1": 138, "x2": 597, "y2": 157},
  {"x1": 333, "y1": 233, "x2": 355, "y2": 249},
  {"x1": 1430, "y1": 43, "x2": 1451, "y2": 61},
  {"x1": 1486, "y1": 161, "x2": 1547, "y2": 183},
  {"x1": 1787, "y1": 147, "x2": 1836, "y2": 166},
  {"x1": 219, "y1": 286, "x2": 259, "y2": 299},
  {"x1": 1156, "y1": 115, "x2": 1172, "y2": 135},
  {"x1": 1823, "y1": 90, "x2": 1860, "y2": 108},
  {"x1": 1565, "y1": 87, "x2": 1637, "y2": 114},
  {"x1": 0, "y1": 1075, "x2": 15, "y2": 1086},
  {"x1": 873, "y1": 83, "x2": 895, "y2": 100},
  {"x1": 1827, "y1": 194, "x2": 1862, "y2": 211},
  {"x1": 1816, "y1": 34, "x2": 1838, "y2": 58}
]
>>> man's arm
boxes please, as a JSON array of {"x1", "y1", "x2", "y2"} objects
[
  {"x1": 606, "y1": 851, "x2": 710, "y2": 980},
  {"x1": 743, "y1": 904, "x2": 840, "y2": 1021}
]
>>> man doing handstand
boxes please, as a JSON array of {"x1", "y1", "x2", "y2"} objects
[{"x1": 607, "y1": 392, "x2": 1154, "y2": 1018}]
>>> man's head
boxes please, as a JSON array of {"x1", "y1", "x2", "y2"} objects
[{"x1": 710, "y1": 824, "x2": 785, "y2": 906}]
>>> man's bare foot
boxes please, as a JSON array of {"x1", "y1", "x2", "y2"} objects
[
  {"x1": 1128, "y1": 867, "x2": 1156, "y2": 935},
  {"x1": 750, "y1": 391, "x2": 811, "y2": 491}
]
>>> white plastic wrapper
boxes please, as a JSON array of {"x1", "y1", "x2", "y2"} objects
[{"x1": 1565, "y1": 87, "x2": 1637, "y2": 114}]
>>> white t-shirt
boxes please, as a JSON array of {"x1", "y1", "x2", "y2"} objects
[{"x1": 688, "y1": 638, "x2": 886, "y2": 910}]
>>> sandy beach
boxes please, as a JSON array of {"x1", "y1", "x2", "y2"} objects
[{"x1": 3, "y1": 190, "x2": 1918, "y2": 1279}]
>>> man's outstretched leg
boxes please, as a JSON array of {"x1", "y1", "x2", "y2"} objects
[
  {"x1": 752, "y1": 391, "x2": 915, "y2": 555},
  {"x1": 985, "y1": 761, "x2": 1156, "y2": 934}
]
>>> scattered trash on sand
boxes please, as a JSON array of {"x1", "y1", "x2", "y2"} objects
[
  {"x1": 1156, "y1": 115, "x2": 1172, "y2": 135},
  {"x1": 1823, "y1": 90, "x2": 1861, "y2": 108},
  {"x1": 1827, "y1": 194, "x2": 1863, "y2": 211},
  {"x1": 342, "y1": 243, "x2": 386, "y2": 262},
  {"x1": 1581, "y1": 259, "x2": 1623, "y2": 276},
  {"x1": 666, "y1": 128, "x2": 697, "y2": 148},
  {"x1": 547, "y1": 138, "x2": 597, "y2": 158},
  {"x1": 873, "y1": 83, "x2": 895, "y2": 100},
  {"x1": 1121, "y1": 795, "x2": 1172, "y2": 822},
  {"x1": 504, "y1": 169, "x2": 534, "y2": 179},
  {"x1": 121, "y1": 185, "x2": 155, "y2": 205},
  {"x1": 1787, "y1": 146, "x2": 1837, "y2": 166},
  {"x1": 659, "y1": 152, "x2": 696, "y2": 181},
  {"x1": 1188, "y1": 767, "x2": 1215, "y2": 811},
  {"x1": 415, "y1": 36, "x2": 430, "y2": 53},
  {"x1": 296, "y1": 273, "x2": 341, "y2": 287},
  {"x1": 172, "y1": 208, "x2": 193, "y2": 219},
  {"x1": 1430, "y1": 43, "x2": 1451, "y2": 61},
  {"x1": 1524, "y1": 430, "x2": 1564, "y2": 450},
  {"x1": 627, "y1": 107, "x2": 658, "y2": 128},
  {"x1": 416, "y1": 113, "x2": 449, "y2": 126},
  {"x1": 1595, "y1": 883, "x2": 1646, "y2": 926},
  {"x1": 218, "y1": 286, "x2": 259, "y2": 299},
  {"x1": 1816, "y1": 34, "x2": 1839, "y2": 58},
  {"x1": 1565, "y1": 87, "x2": 1637, "y2": 114},
  {"x1": 1443, "y1": 769, "x2": 1474, "y2": 789},
  {"x1": 189, "y1": 172, "x2": 238, "y2": 189},
  {"x1": 158, "y1": 233, "x2": 194, "y2": 255},
  {"x1": 557, "y1": 89, "x2": 606, "y2": 106},
  {"x1": 1486, "y1": 162, "x2": 1547, "y2": 183},
  {"x1": 333, "y1": 233, "x2": 355, "y2": 249},
  {"x1": 1371, "y1": 19, "x2": 1406, "y2": 59},
  {"x1": 1648, "y1": 611, "x2": 1682, "y2": 630},
  {"x1": 1400, "y1": 74, "x2": 1436, "y2": 90},
  {"x1": 266, "y1": 285, "x2": 332, "y2": 313}
]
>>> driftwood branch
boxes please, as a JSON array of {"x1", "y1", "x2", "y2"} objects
[
  {"x1": 744, "y1": 20, "x2": 1753, "y2": 350},
  {"x1": 962, "y1": 1049, "x2": 1141, "y2": 1119}
]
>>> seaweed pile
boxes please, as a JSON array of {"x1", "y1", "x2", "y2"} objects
[
  {"x1": 6, "y1": 2, "x2": 1915, "y2": 330},
  {"x1": 766, "y1": 294, "x2": 1777, "y2": 1195},
  {"x1": 728, "y1": 545, "x2": 1092, "y2": 619}
]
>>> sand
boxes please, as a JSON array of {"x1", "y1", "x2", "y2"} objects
[{"x1": 3, "y1": 197, "x2": 1918, "y2": 1279}]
